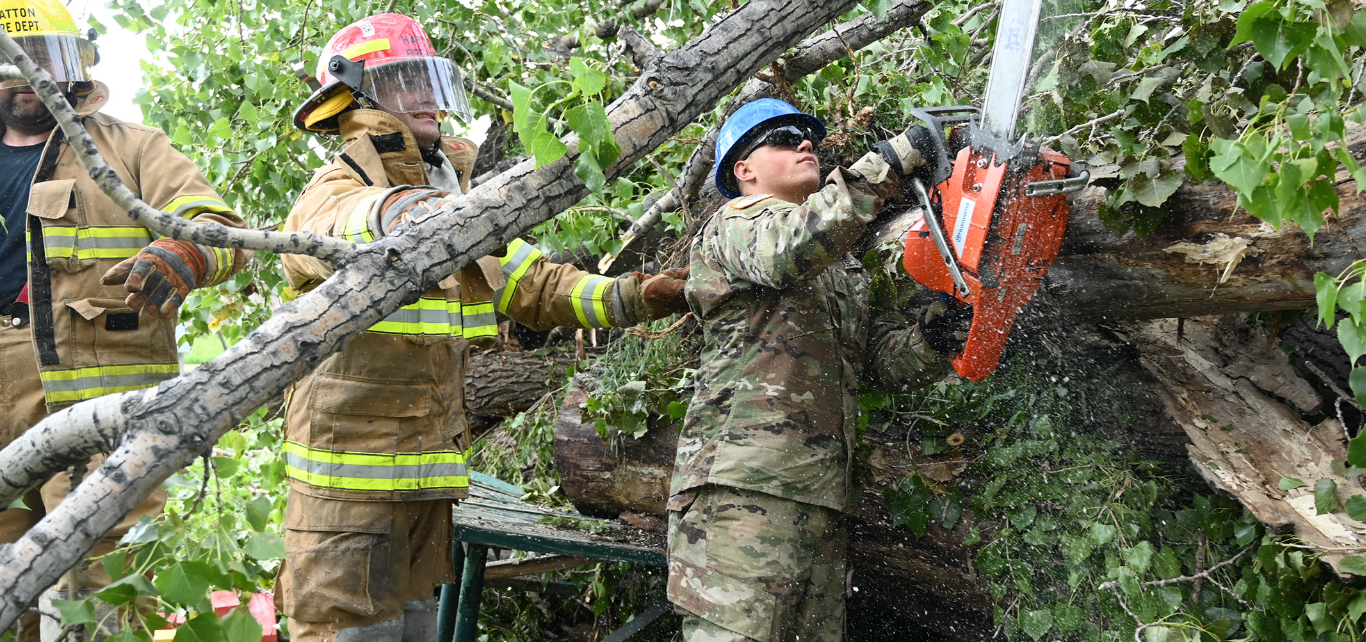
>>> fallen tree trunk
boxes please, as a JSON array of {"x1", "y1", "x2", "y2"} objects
[{"x1": 0, "y1": 0, "x2": 864, "y2": 624}]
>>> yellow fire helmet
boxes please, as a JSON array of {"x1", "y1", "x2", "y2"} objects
[{"x1": 0, "y1": 0, "x2": 96, "y2": 83}]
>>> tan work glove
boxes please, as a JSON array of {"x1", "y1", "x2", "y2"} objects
[{"x1": 629, "y1": 267, "x2": 691, "y2": 318}]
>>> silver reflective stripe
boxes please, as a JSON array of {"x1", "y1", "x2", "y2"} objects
[
  {"x1": 500, "y1": 241, "x2": 537, "y2": 276},
  {"x1": 40, "y1": 371, "x2": 175, "y2": 393},
  {"x1": 463, "y1": 310, "x2": 496, "y2": 330},
  {"x1": 283, "y1": 452, "x2": 469, "y2": 480}
]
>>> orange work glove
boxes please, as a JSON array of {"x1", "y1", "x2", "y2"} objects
[{"x1": 100, "y1": 239, "x2": 208, "y2": 318}]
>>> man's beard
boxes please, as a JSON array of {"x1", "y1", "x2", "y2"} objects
[{"x1": 0, "y1": 86, "x2": 60, "y2": 136}]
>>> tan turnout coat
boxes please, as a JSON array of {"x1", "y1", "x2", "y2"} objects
[
  {"x1": 281, "y1": 109, "x2": 654, "y2": 502},
  {"x1": 22, "y1": 81, "x2": 249, "y2": 407}
]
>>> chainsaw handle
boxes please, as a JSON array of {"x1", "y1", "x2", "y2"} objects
[{"x1": 908, "y1": 106, "x2": 979, "y2": 186}]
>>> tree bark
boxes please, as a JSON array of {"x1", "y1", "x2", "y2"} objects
[
  {"x1": 465, "y1": 350, "x2": 575, "y2": 420},
  {"x1": 0, "y1": 0, "x2": 863, "y2": 625},
  {"x1": 553, "y1": 388, "x2": 677, "y2": 518},
  {"x1": 1127, "y1": 315, "x2": 1366, "y2": 575}
]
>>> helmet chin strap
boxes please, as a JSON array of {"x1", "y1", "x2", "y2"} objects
[{"x1": 420, "y1": 140, "x2": 445, "y2": 167}]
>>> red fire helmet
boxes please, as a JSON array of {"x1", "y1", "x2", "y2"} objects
[{"x1": 294, "y1": 13, "x2": 472, "y2": 134}]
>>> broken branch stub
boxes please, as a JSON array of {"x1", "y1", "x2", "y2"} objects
[
  {"x1": 0, "y1": 0, "x2": 861, "y2": 625},
  {"x1": 0, "y1": 35, "x2": 357, "y2": 263}
]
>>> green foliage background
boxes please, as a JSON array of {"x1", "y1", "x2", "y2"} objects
[{"x1": 19, "y1": 0, "x2": 1365, "y2": 639}]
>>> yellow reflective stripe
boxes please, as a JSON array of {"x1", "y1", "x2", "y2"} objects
[
  {"x1": 283, "y1": 441, "x2": 470, "y2": 492},
  {"x1": 39, "y1": 363, "x2": 180, "y2": 404},
  {"x1": 161, "y1": 194, "x2": 231, "y2": 219},
  {"x1": 497, "y1": 239, "x2": 544, "y2": 314},
  {"x1": 209, "y1": 245, "x2": 233, "y2": 284},
  {"x1": 462, "y1": 301, "x2": 498, "y2": 339},
  {"x1": 568, "y1": 275, "x2": 613, "y2": 329},
  {"x1": 343, "y1": 194, "x2": 382, "y2": 244},
  {"x1": 35, "y1": 225, "x2": 152, "y2": 260},
  {"x1": 341, "y1": 38, "x2": 391, "y2": 60},
  {"x1": 365, "y1": 296, "x2": 464, "y2": 338}
]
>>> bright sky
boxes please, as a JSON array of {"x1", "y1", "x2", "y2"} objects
[{"x1": 63, "y1": 0, "x2": 149, "y2": 123}]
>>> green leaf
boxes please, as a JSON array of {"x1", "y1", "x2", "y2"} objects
[
  {"x1": 51, "y1": 599, "x2": 95, "y2": 626},
  {"x1": 1278, "y1": 475, "x2": 1308, "y2": 490},
  {"x1": 862, "y1": 0, "x2": 893, "y2": 19},
  {"x1": 1316, "y1": 272, "x2": 1339, "y2": 328},
  {"x1": 1019, "y1": 609, "x2": 1053, "y2": 641},
  {"x1": 1090, "y1": 522, "x2": 1117, "y2": 546},
  {"x1": 1339, "y1": 319, "x2": 1366, "y2": 364},
  {"x1": 574, "y1": 152, "x2": 606, "y2": 193},
  {"x1": 173, "y1": 613, "x2": 222, "y2": 642},
  {"x1": 1306, "y1": 602, "x2": 1329, "y2": 634},
  {"x1": 1287, "y1": 113, "x2": 1311, "y2": 141},
  {"x1": 210, "y1": 118, "x2": 232, "y2": 140},
  {"x1": 569, "y1": 57, "x2": 607, "y2": 96},
  {"x1": 1131, "y1": 76, "x2": 1167, "y2": 103},
  {"x1": 1210, "y1": 143, "x2": 1268, "y2": 196},
  {"x1": 1349, "y1": 433, "x2": 1366, "y2": 468},
  {"x1": 244, "y1": 532, "x2": 285, "y2": 560},
  {"x1": 565, "y1": 102, "x2": 615, "y2": 156},
  {"x1": 1346, "y1": 494, "x2": 1366, "y2": 521},
  {"x1": 1129, "y1": 170, "x2": 1183, "y2": 207},
  {"x1": 212, "y1": 456, "x2": 240, "y2": 479},
  {"x1": 1250, "y1": 18, "x2": 1316, "y2": 70},
  {"x1": 1350, "y1": 589, "x2": 1366, "y2": 619},
  {"x1": 530, "y1": 131, "x2": 568, "y2": 168},
  {"x1": 1053, "y1": 603, "x2": 1085, "y2": 633},
  {"x1": 1121, "y1": 541, "x2": 1155, "y2": 573},
  {"x1": 1351, "y1": 366, "x2": 1366, "y2": 407},
  {"x1": 94, "y1": 574, "x2": 158, "y2": 606},
  {"x1": 1233, "y1": 1, "x2": 1278, "y2": 45},
  {"x1": 1143, "y1": 626, "x2": 1180, "y2": 642},
  {"x1": 1315, "y1": 477, "x2": 1339, "y2": 514},
  {"x1": 245, "y1": 496, "x2": 272, "y2": 532},
  {"x1": 154, "y1": 561, "x2": 214, "y2": 606},
  {"x1": 1344, "y1": 10, "x2": 1366, "y2": 48},
  {"x1": 667, "y1": 401, "x2": 687, "y2": 420},
  {"x1": 508, "y1": 81, "x2": 533, "y2": 136},
  {"x1": 222, "y1": 608, "x2": 264, "y2": 642}
]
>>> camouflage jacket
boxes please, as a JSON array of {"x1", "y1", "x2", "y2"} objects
[{"x1": 670, "y1": 152, "x2": 948, "y2": 512}]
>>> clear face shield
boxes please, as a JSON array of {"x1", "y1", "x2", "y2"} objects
[
  {"x1": 360, "y1": 57, "x2": 473, "y2": 124},
  {"x1": 0, "y1": 34, "x2": 94, "y2": 88}
]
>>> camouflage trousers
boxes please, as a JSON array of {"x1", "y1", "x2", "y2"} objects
[{"x1": 667, "y1": 485, "x2": 846, "y2": 642}]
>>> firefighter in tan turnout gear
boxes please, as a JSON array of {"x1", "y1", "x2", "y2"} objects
[
  {"x1": 0, "y1": 1, "x2": 250, "y2": 640},
  {"x1": 279, "y1": 14, "x2": 688, "y2": 642}
]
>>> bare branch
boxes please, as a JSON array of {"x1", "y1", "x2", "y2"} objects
[
  {"x1": 0, "y1": 41, "x2": 357, "y2": 264},
  {"x1": 1042, "y1": 109, "x2": 1124, "y2": 145},
  {"x1": 618, "y1": 26, "x2": 661, "y2": 70}
]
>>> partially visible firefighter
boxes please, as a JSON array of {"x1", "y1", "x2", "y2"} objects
[
  {"x1": 278, "y1": 13, "x2": 688, "y2": 642},
  {"x1": 0, "y1": 1, "x2": 250, "y2": 640}
]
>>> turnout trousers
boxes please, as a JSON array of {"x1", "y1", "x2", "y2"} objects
[
  {"x1": 0, "y1": 315, "x2": 166, "y2": 642},
  {"x1": 275, "y1": 491, "x2": 456, "y2": 642},
  {"x1": 667, "y1": 484, "x2": 847, "y2": 642}
]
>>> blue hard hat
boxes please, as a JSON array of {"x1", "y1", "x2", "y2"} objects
[{"x1": 712, "y1": 98, "x2": 826, "y2": 198}]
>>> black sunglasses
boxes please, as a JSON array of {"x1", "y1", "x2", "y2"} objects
[{"x1": 740, "y1": 125, "x2": 819, "y2": 160}]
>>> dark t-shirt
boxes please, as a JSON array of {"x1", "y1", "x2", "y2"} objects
[{"x1": 0, "y1": 140, "x2": 45, "y2": 306}]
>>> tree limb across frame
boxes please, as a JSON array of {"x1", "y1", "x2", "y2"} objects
[
  {"x1": 0, "y1": 52, "x2": 356, "y2": 263},
  {"x1": 599, "y1": 0, "x2": 932, "y2": 271},
  {"x1": 0, "y1": 0, "x2": 861, "y2": 625}
]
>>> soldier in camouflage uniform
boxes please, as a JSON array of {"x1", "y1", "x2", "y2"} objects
[{"x1": 668, "y1": 99, "x2": 965, "y2": 641}]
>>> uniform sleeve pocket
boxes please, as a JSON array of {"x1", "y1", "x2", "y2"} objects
[{"x1": 308, "y1": 375, "x2": 432, "y2": 418}]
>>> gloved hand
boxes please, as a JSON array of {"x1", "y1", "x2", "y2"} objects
[
  {"x1": 100, "y1": 239, "x2": 208, "y2": 318},
  {"x1": 630, "y1": 267, "x2": 691, "y2": 318},
  {"x1": 921, "y1": 298, "x2": 973, "y2": 355},
  {"x1": 379, "y1": 188, "x2": 453, "y2": 234},
  {"x1": 873, "y1": 125, "x2": 936, "y2": 183}
]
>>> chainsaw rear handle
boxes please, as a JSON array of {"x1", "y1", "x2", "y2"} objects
[{"x1": 907, "y1": 106, "x2": 979, "y2": 186}]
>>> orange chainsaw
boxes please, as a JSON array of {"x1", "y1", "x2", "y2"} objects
[{"x1": 900, "y1": 0, "x2": 1089, "y2": 382}]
